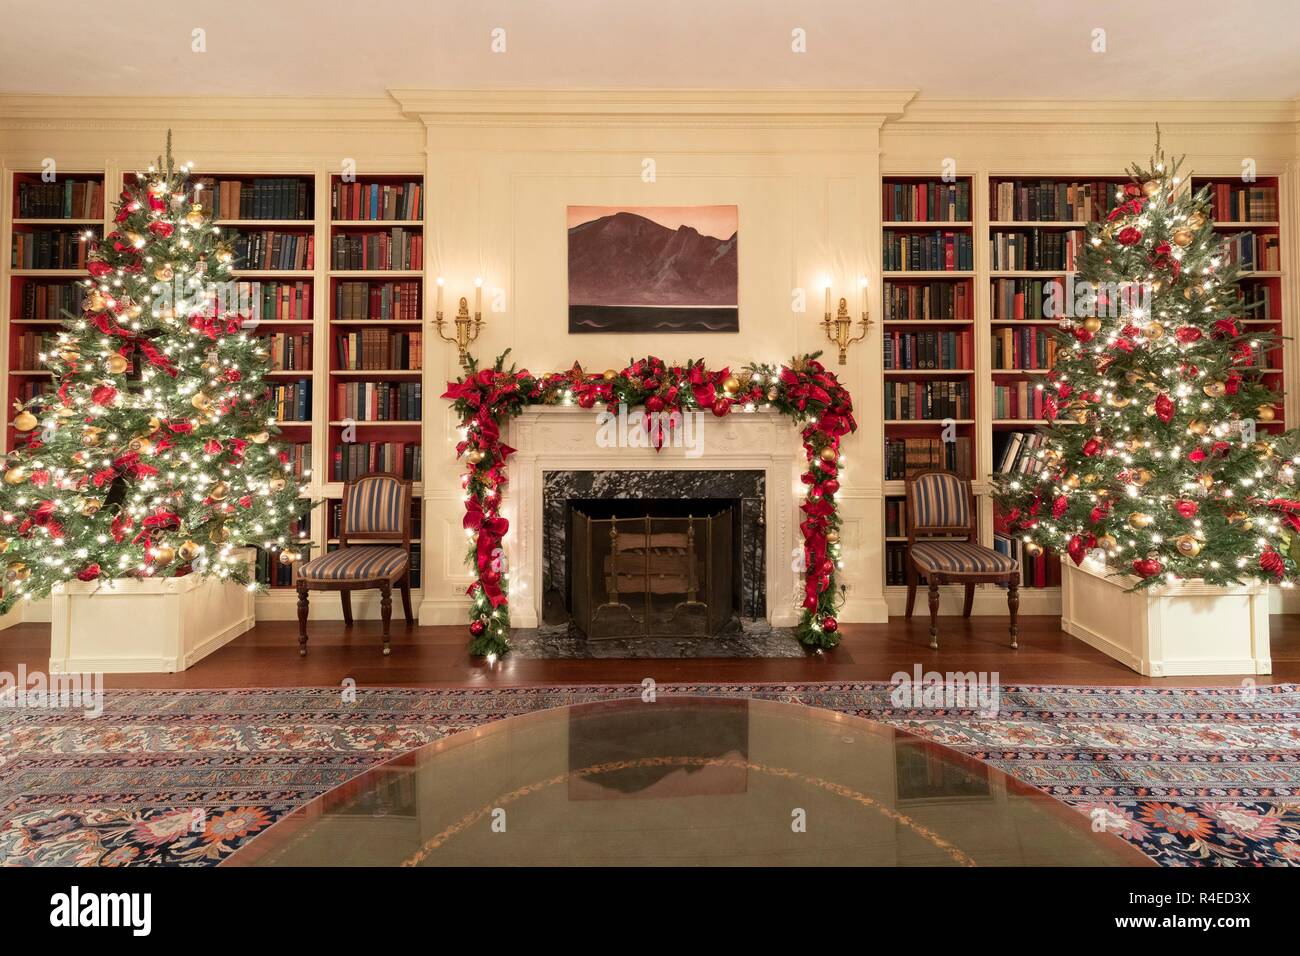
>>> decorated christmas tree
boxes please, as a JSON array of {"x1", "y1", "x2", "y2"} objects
[
  {"x1": 992, "y1": 136, "x2": 1300, "y2": 587},
  {"x1": 0, "y1": 134, "x2": 307, "y2": 610}
]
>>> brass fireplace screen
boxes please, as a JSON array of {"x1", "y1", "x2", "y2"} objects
[{"x1": 570, "y1": 507, "x2": 733, "y2": 639}]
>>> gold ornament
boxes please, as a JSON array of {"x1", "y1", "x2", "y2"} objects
[
  {"x1": 148, "y1": 417, "x2": 162, "y2": 433},
  {"x1": 268, "y1": 477, "x2": 287, "y2": 493},
  {"x1": 1141, "y1": 180, "x2": 1161, "y2": 197},
  {"x1": 278, "y1": 549, "x2": 301, "y2": 566},
  {"x1": 1171, "y1": 228, "x2": 1195, "y2": 248},
  {"x1": 1142, "y1": 321, "x2": 1165, "y2": 341},
  {"x1": 1184, "y1": 285, "x2": 1202, "y2": 301},
  {"x1": 13, "y1": 409, "x2": 38, "y2": 432},
  {"x1": 1187, "y1": 212, "x2": 1207, "y2": 230},
  {"x1": 248, "y1": 431, "x2": 270, "y2": 444},
  {"x1": 1174, "y1": 534, "x2": 1203, "y2": 558},
  {"x1": 1203, "y1": 381, "x2": 1227, "y2": 398},
  {"x1": 82, "y1": 426, "x2": 104, "y2": 446},
  {"x1": 1150, "y1": 278, "x2": 1164, "y2": 294},
  {"x1": 1197, "y1": 473, "x2": 1215, "y2": 490},
  {"x1": 602, "y1": 369, "x2": 618, "y2": 382},
  {"x1": 1257, "y1": 404, "x2": 1276, "y2": 422},
  {"x1": 191, "y1": 392, "x2": 212, "y2": 410},
  {"x1": 1024, "y1": 541, "x2": 1044, "y2": 557},
  {"x1": 1097, "y1": 534, "x2": 1118, "y2": 551},
  {"x1": 128, "y1": 437, "x2": 153, "y2": 455},
  {"x1": 209, "y1": 525, "x2": 231, "y2": 543},
  {"x1": 1084, "y1": 473, "x2": 1099, "y2": 485},
  {"x1": 722, "y1": 376, "x2": 741, "y2": 394},
  {"x1": 3, "y1": 467, "x2": 27, "y2": 486},
  {"x1": 766, "y1": 386, "x2": 780, "y2": 402},
  {"x1": 819, "y1": 447, "x2": 838, "y2": 463},
  {"x1": 0, "y1": 538, "x2": 8, "y2": 554},
  {"x1": 825, "y1": 530, "x2": 840, "y2": 545},
  {"x1": 1187, "y1": 419, "x2": 1209, "y2": 435},
  {"x1": 78, "y1": 497, "x2": 102, "y2": 516},
  {"x1": 1254, "y1": 441, "x2": 1276, "y2": 459},
  {"x1": 152, "y1": 544, "x2": 176, "y2": 565},
  {"x1": 105, "y1": 354, "x2": 129, "y2": 374},
  {"x1": 83, "y1": 290, "x2": 107, "y2": 312},
  {"x1": 1063, "y1": 474, "x2": 1081, "y2": 490},
  {"x1": 178, "y1": 540, "x2": 201, "y2": 562},
  {"x1": 209, "y1": 481, "x2": 230, "y2": 501},
  {"x1": 153, "y1": 264, "x2": 174, "y2": 281},
  {"x1": 5, "y1": 561, "x2": 29, "y2": 583},
  {"x1": 1081, "y1": 316, "x2": 1103, "y2": 333},
  {"x1": 1107, "y1": 394, "x2": 1132, "y2": 409},
  {"x1": 1128, "y1": 512, "x2": 1155, "y2": 528},
  {"x1": 1071, "y1": 408, "x2": 1089, "y2": 425},
  {"x1": 1131, "y1": 468, "x2": 1154, "y2": 486},
  {"x1": 185, "y1": 203, "x2": 205, "y2": 228}
]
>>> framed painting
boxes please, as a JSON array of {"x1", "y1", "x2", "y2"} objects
[{"x1": 567, "y1": 204, "x2": 738, "y2": 333}]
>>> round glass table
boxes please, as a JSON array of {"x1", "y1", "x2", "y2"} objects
[{"x1": 224, "y1": 697, "x2": 1151, "y2": 867}]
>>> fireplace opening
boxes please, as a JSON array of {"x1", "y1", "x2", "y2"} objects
[{"x1": 567, "y1": 498, "x2": 742, "y2": 639}]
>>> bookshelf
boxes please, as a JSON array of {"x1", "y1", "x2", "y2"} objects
[
  {"x1": 6, "y1": 170, "x2": 106, "y2": 451},
  {"x1": 881, "y1": 176, "x2": 977, "y2": 588}
]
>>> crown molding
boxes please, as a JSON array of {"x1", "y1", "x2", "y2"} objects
[
  {"x1": 389, "y1": 88, "x2": 918, "y2": 127},
  {"x1": 896, "y1": 96, "x2": 1300, "y2": 129},
  {"x1": 0, "y1": 95, "x2": 414, "y2": 130}
]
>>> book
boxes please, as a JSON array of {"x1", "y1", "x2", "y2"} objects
[
  {"x1": 883, "y1": 280, "x2": 970, "y2": 321},
  {"x1": 16, "y1": 178, "x2": 104, "y2": 219},
  {"x1": 331, "y1": 180, "x2": 423, "y2": 221},
  {"x1": 883, "y1": 230, "x2": 973, "y2": 272},
  {"x1": 883, "y1": 180, "x2": 971, "y2": 222},
  {"x1": 990, "y1": 179, "x2": 1123, "y2": 223}
]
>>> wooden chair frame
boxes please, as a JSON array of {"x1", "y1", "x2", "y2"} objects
[
  {"x1": 296, "y1": 473, "x2": 415, "y2": 656},
  {"x1": 903, "y1": 469, "x2": 1019, "y2": 650}
]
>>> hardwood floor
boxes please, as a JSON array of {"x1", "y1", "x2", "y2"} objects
[{"x1": 3, "y1": 614, "x2": 1297, "y2": 688}]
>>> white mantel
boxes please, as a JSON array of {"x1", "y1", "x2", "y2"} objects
[{"x1": 503, "y1": 405, "x2": 805, "y2": 629}]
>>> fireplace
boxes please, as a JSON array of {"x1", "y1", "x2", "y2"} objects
[
  {"x1": 541, "y1": 470, "x2": 765, "y2": 632},
  {"x1": 570, "y1": 501, "x2": 736, "y2": 639}
]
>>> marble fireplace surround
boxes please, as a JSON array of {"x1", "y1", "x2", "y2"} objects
[{"x1": 505, "y1": 406, "x2": 803, "y2": 629}]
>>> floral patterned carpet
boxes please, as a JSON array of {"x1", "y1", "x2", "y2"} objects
[{"x1": 1, "y1": 681, "x2": 1297, "y2": 866}]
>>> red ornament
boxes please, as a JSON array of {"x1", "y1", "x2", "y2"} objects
[
  {"x1": 469, "y1": 619, "x2": 487, "y2": 636},
  {"x1": 1052, "y1": 495, "x2": 1069, "y2": 518},
  {"x1": 821, "y1": 617, "x2": 838, "y2": 633},
  {"x1": 76, "y1": 564, "x2": 101, "y2": 582},
  {"x1": 1082, "y1": 438, "x2": 1102, "y2": 457},
  {"x1": 1067, "y1": 535, "x2": 1086, "y2": 566},
  {"x1": 1116, "y1": 226, "x2": 1143, "y2": 246},
  {"x1": 1175, "y1": 326, "x2": 1202, "y2": 344},
  {"x1": 1132, "y1": 557, "x2": 1163, "y2": 579},
  {"x1": 147, "y1": 220, "x2": 175, "y2": 238},
  {"x1": 1260, "y1": 548, "x2": 1285, "y2": 581},
  {"x1": 87, "y1": 260, "x2": 112, "y2": 277},
  {"x1": 1188, "y1": 447, "x2": 1207, "y2": 463},
  {"x1": 90, "y1": 385, "x2": 117, "y2": 406},
  {"x1": 711, "y1": 398, "x2": 731, "y2": 417},
  {"x1": 821, "y1": 479, "x2": 840, "y2": 496},
  {"x1": 1173, "y1": 500, "x2": 1199, "y2": 519},
  {"x1": 1154, "y1": 392, "x2": 1174, "y2": 424}
]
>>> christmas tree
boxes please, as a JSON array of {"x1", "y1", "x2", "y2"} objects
[
  {"x1": 992, "y1": 136, "x2": 1300, "y2": 588},
  {"x1": 0, "y1": 134, "x2": 308, "y2": 610}
]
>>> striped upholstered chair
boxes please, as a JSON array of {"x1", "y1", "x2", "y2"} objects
[
  {"x1": 904, "y1": 469, "x2": 1019, "y2": 650},
  {"x1": 295, "y1": 473, "x2": 414, "y2": 656}
]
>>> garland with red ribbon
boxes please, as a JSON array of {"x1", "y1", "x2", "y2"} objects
[{"x1": 443, "y1": 351, "x2": 855, "y2": 658}]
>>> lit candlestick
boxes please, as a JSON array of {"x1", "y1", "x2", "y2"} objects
[
  {"x1": 859, "y1": 275, "x2": 869, "y2": 315},
  {"x1": 436, "y1": 276, "x2": 444, "y2": 315},
  {"x1": 824, "y1": 283, "x2": 832, "y2": 316},
  {"x1": 474, "y1": 276, "x2": 483, "y2": 315}
]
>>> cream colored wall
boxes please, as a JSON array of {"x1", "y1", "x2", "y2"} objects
[{"x1": 1, "y1": 92, "x2": 1298, "y2": 627}]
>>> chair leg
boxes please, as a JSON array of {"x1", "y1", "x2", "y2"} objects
[
  {"x1": 905, "y1": 564, "x2": 917, "y2": 618},
  {"x1": 340, "y1": 590, "x2": 353, "y2": 626},
  {"x1": 399, "y1": 573, "x2": 414, "y2": 623},
  {"x1": 1007, "y1": 579, "x2": 1020, "y2": 649},
  {"x1": 380, "y1": 582, "x2": 393, "y2": 656},
  {"x1": 963, "y1": 583, "x2": 975, "y2": 618},
  {"x1": 927, "y1": 580, "x2": 940, "y2": 650},
  {"x1": 296, "y1": 585, "x2": 309, "y2": 657}
]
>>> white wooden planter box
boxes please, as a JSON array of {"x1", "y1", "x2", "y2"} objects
[
  {"x1": 48, "y1": 549, "x2": 256, "y2": 674},
  {"x1": 1061, "y1": 557, "x2": 1271, "y2": 676}
]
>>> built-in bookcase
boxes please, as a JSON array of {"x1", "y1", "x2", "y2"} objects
[{"x1": 5, "y1": 170, "x2": 106, "y2": 451}]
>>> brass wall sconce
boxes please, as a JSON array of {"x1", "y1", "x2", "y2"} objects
[
  {"x1": 822, "y1": 277, "x2": 873, "y2": 365},
  {"x1": 433, "y1": 276, "x2": 485, "y2": 367}
]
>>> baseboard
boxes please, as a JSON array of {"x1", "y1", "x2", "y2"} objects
[
  {"x1": 884, "y1": 585, "x2": 1060, "y2": 617},
  {"x1": 256, "y1": 589, "x2": 423, "y2": 621},
  {"x1": 840, "y1": 595, "x2": 889, "y2": 623}
]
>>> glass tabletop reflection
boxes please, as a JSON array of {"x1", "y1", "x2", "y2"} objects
[{"x1": 224, "y1": 696, "x2": 1151, "y2": 867}]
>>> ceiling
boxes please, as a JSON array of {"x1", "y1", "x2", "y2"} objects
[{"x1": 1, "y1": 0, "x2": 1298, "y2": 100}]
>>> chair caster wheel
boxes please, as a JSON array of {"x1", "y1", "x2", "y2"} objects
[{"x1": 298, "y1": 648, "x2": 307, "y2": 658}]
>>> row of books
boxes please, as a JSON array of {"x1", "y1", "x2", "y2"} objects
[
  {"x1": 885, "y1": 380, "x2": 971, "y2": 420},
  {"x1": 993, "y1": 430, "x2": 1047, "y2": 475},
  {"x1": 989, "y1": 229, "x2": 1083, "y2": 271},
  {"x1": 11, "y1": 229, "x2": 93, "y2": 270},
  {"x1": 279, "y1": 441, "x2": 312, "y2": 478},
  {"x1": 884, "y1": 498, "x2": 908, "y2": 538},
  {"x1": 267, "y1": 333, "x2": 312, "y2": 372},
  {"x1": 233, "y1": 280, "x2": 313, "y2": 323},
  {"x1": 332, "y1": 442, "x2": 422, "y2": 481},
  {"x1": 17, "y1": 280, "x2": 80, "y2": 321},
  {"x1": 330, "y1": 229, "x2": 422, "y2": 271},
  {"x1": 991, "y1": 278, "x2": 1066, "y2": 321},
  {"x1": 882, "y1": 231, "x2": 974, "y2": 272},
  {"x1": 335, "y1": 330, "x2": 423, "y2": 371},
  {"x1": 883, "y1": 330, "x2": 972, "y2": 370},
  {"x1": 884, "y1": 437, "x2": 974, "y2": 480},
  {"x1": 231, "y1": 230, "x2": 314, "y2": 271},
  {"x1": 254, "y1": 546, "x2": 299, "y2": 587},
  {"x1": 884, "y1": 543, "x2": 912, "y2": 586},
  {"x1": 334, "y1": 280, "x2": 421, "y2": 321},
  {"x1": 333, "y1": 381, "x2": 422, "y2": 421},
  {"x1": 991, "y1": 327, "x2": 1059, "y2": 370},
  {"x1": 882, "y1": 280, "x2": 971, "y2": 321},
  {"x1": 197, "y1": 178, "x2": 312, "y2": 221},
  {"x1": 1221, "y1": 232, "x2": 1281, "y2": 273},
  {"x1": 992, "y1": 381, "x2": 1047, "y2": 420},
  {"x1": 16, "y1": 179, "x2": 104, "y2": 220},
  {"x1": 331, "y1": 181, "x2": 423, "y2": 222},
  {"x1": 883, "y1": 181, "x2": 972, "y2": 222},
  {"x1": 989, "y1": 179, "x2": 1122, "y2": 223},
  {"x1": 992, "y1": 535, "x2": 1061, "y2": 587},
  {"x1": 12, "y1": 380, "x2": 50, "y2": 406},
  {"x1": 269, "y1": 380, "x2": 312, "y2": 422},
  {"x1": 1203, "y1": 183, "x2": 1279, "y2": 223},
  {"x1": 12, "y1": 332, "x2": 56, "y2": 370}
]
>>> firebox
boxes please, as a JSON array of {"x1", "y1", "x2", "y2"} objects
[{"x1": 569, "y1": 500, "x2": 736, "y2": 639}]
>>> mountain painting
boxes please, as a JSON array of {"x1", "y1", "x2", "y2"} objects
[{"x1": 567, "y1": 205, "x2": 738, "y2": 333}]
